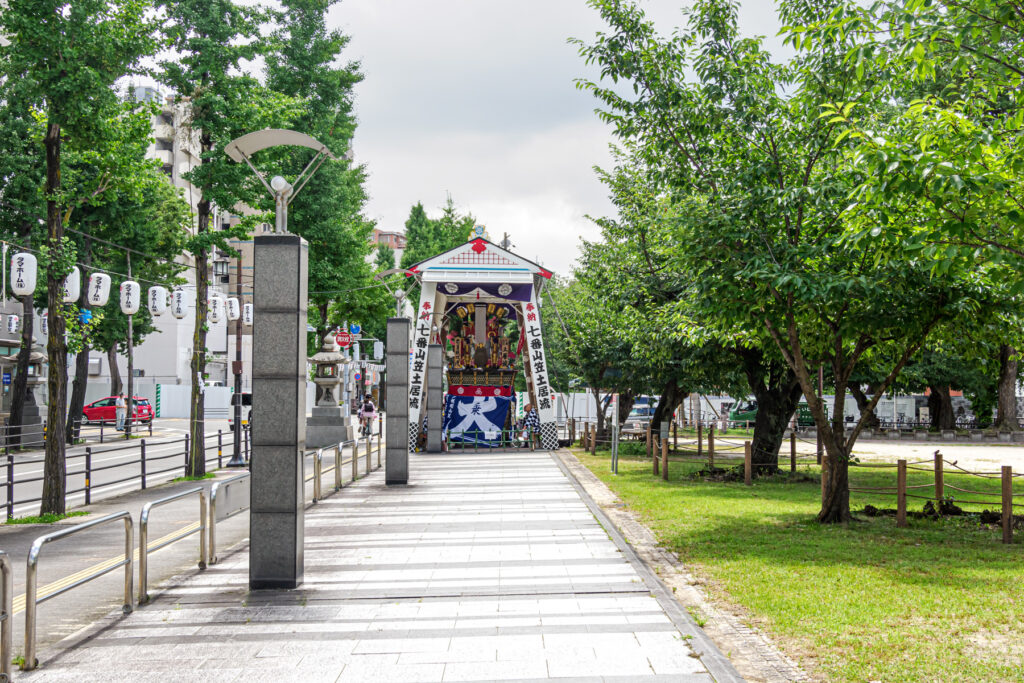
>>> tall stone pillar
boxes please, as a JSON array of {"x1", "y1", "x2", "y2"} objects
[
  {"x1": 250, "y1": 234, "x2": 307, "y2": 590},
  {"x1": 426, "y1": 343, "x2": 443, "y2": 452},
  {"x1": 386, "y1": 317, "x2": 410, "y2": 485}
]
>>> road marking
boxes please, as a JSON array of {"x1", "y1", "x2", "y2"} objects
[{"x1": 11, "y1": 521, "x2": 201, "y2": 615}]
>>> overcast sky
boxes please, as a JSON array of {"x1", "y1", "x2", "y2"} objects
[{"x1": 330, "y1": 1, "x2": 789, "y2": 274}]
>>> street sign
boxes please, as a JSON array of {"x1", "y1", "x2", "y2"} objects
[
  {"x1": 2, "y1": 372, "x2": 10, "y2": 386},
  {"x1": 335, "y1": 330, "x2": 352, "y2": 348},
  {"x1": 349, "y1": 323, "x2": 361, "y2": 335},
  {"x1": 354, "y1": 372, "x2": 361, "y2": 382}
]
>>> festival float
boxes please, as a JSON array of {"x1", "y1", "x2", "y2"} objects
[{"x1": 405, "y1": 226, "x2": 558, "y2": 451}]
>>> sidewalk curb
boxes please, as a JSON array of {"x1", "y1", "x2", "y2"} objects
[
  {"x1": 553, "y1": 449, "x2": 766, "y2": 683},
  {"x1": 554, "y1": 449, "x2": 811, "y2": 683}
]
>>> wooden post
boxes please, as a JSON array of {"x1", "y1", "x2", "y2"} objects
[
  {"x1": 583, "y1": 422, "x2": 589, "y2": 450},
  {"x1": 672, "y1": 420, "x2": 677, "y2": 450},
  {"x1": 708, "y1": 424, "x2": 715, "y2": 469},
  {"x1": 661, "y1": 435, "x2": 669, "y2": 481},
  {"x1": 897, "y1": 459, "x2": 908, "y2": 528},
  {"x1": 934, "y1": 451, "x2": 944, "y2": 502},
  {"x1": 590, "y1": 423, "x2": 597, "y2": 455},
  {"x1": 569, "y1": 418, "x2": 574, "y2": 444},
  {"x1": 652, "y1": 435, "x2": 659, "y2": 476},
  {"x1": 697, "y1": 422, "x2": 703, "y2": 459},
  {"x1": 790, "y1": 432, "x2": 796, "y2": 473},
  {"x1": 646, "y1": 421, "x2": 652, "y2": 459},
  {"x1": 744, "y1": 441, "x2": 752, "y2": 486},
  {"x1": 1002, "y1": 466, "x2": 1013, "y2": 545}
]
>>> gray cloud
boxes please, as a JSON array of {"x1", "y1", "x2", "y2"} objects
[{"x1": 334, "y1": 1, "x2": 788, "y2": 274}]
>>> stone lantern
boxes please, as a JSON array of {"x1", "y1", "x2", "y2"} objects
[
  {"x1": 310, "y1": 336, "x2": 344, "y2": 407},
  {"x1": 306, "y1": 336, "x2": 349, "y2": 447}
]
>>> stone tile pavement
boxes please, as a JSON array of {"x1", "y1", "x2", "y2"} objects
[{"x1": 18, "y1": 451, "x2": 743, "y2": 682}]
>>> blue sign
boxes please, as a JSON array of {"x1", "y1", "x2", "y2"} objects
[
  {"x1": 350, "y1": 323, "x2": 361, "y2": 334},
  {"x1": 78, "y1": 309, "x2": 93, "y2": 324},
  {"x1": 2, "y1": 373, "x2": 10, "y2": 386},
  {"x1": 354, "y1": 373, "x2": 361, "y2": 382},
  {"x1": 443, "y1": 394, "x2": 513, "y2": 447}
]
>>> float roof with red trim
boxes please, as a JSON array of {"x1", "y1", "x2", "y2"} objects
[{"x1": 407, "y1": 238, "x2": 553, "y2": 286}]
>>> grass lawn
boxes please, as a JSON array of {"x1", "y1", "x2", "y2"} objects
[{"x1": 574, "y1": 448, "x2": 1024, "y2": 682}]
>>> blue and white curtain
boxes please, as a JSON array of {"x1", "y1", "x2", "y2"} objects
[{"x1": 443, "y1": 394, "x2": 513, "y2": 447}]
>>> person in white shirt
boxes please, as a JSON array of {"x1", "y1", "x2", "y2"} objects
[{"x1": 115, "y1": 393, "x2": 127, "y2": 431}]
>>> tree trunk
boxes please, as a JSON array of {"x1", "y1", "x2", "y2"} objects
[
  {"x1": 737, "y1": 350, "x2": 803, "y2": 474},
  {"x1": 187, "y1": 196, "x2": 210, "y2": 477},
  {"x1": 107, "y1": 345, "x2": 122, "y2": 395},
  {"x1": 994, "y1": 344, "x2": 1019, "y2": 432},
  {"x1": 66, "y1": 345, "x2": 90, "y2": 444},
  {"x1": 818, "y1": 444, "x2": 850, "y2": 524},
  {"x1": 41, "y1": 120, "x2": 67, "y2": 515},
  {"x1": 7, "y1": 294, "x2": 35, "y2": 449},
  {"x1": 617, "y1": 390, "x2": 635, "y2": 426},
  {"x1": 66, "y1": 241, "x2": 92, "y2": 444},
  {"x1": 927, "y1": 385, "x2": 954, "y2": 430},
  {"x1": 650, "y1": 379, "x2": 681, "y2": 435},
  {"x1": 591, "y1": 386, "x2": 605, "y2": 443},
  {"x1": 849, "y1": 384, "x2": 880, "y2": 429}
]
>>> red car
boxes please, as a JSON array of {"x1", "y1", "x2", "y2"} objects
[{"x1": 82, "y1": 396, "x2": 155, "y2": 424}]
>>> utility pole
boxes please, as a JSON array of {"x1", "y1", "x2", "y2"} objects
[
  {"x1": 500, "y1": 232, "x2": 511, "y2": 250},
  {"x1": 228, "y1": 250, "x2": 245, "y2": 466},
  {"x1": 125, "y1": 256, "x2": 134, "y2": 439}
]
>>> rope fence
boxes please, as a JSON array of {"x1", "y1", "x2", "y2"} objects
[{"x1": 571, "y1": 419, "x2": 1021, "y2": 545}]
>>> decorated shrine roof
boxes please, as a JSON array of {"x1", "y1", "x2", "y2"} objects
[{"x1": 407, "y1": 238, "x2": 553, "y2": 284}]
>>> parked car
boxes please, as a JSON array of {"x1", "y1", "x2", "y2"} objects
[
  {"x1": 82, "y1": 396, "x2": 154, "y2": 424},
  {"x1": 624, "y1": 405, "x2": 657, "y2": 431},
  {"x1": 728, "y1": 400, "x2": 815, "y2": 427},
  {"x1": 228, "y1": 392, "x2": 252, "y2": 432}
]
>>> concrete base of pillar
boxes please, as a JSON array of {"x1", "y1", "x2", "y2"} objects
[{"x1": 305, "y1": 407, "x2": 354, "y2": 448}]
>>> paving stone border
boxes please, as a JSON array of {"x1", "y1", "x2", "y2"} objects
[{"x1": 555, "y1": 450, "x2": 810, "y2": 683}]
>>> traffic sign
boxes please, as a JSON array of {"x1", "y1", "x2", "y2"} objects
[
  {"x1": 349, "y1": 323, "x2": 361, "y2": 335},
  {"x1": 354, "y1": 372, "x2": 361, "y2": 382},
  {"x1": 335, "y1": 330, "x2": 352, "y2": 348}
]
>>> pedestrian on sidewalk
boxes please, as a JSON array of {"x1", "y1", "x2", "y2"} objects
[{"x1": 115, "y1": 392, "x2": 127, "y2": 431}]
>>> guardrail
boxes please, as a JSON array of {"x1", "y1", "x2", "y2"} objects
[
  {"x1": 2, "y1": 428, "x2": 246, "y2": 520},
  {"x1": 304, "y1": 435, "x2": 383, "y2": 505},
  {"x1": 209, "y1": 473, "x2": 251, "y2": 564},
  {"x1": 24, "y1": 510, "x2": 133, "y2": 671},
  {"x1": 139, "y1": 487, "x2": 207, "y2": 604},
  {"x1": 0, "y1": 550, "x2": 10, "y2": 682}
]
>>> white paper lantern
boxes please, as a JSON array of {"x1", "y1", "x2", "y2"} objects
[
  {"x1": 148, "y1": 286, "x2": 168, "y2": 315},
  {"x1": 10, "y1": 253, "x2": 37, "y2": 296},
  {"x1": 6, "y1": 315, "x2": 18, "y2": 334},
  {"x1": 62, "y1": 266, "x2": 81, "y2": 303},
  {"x1": 87, "y1": 273, "x2": 112, "y2": 306},
  {"x1": 208, "y1": 295, "x2": 223, "y2": 323},
  {"x1": 171, "y1": 289, "x2": 189, "y2": 319},
  {"x1": 226, "y1": 297, "x2": 240, "y2": 321},
  {"x1": 120, "y1": 280, "x2": 141, "y2": 315},
  {"x1": 242, "y1": 303, "x2": 254, "y2": 326}
]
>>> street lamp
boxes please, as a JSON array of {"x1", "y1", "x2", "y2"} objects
[{"x1": 223, "y1": 129, "x2": 338, "y2": 465}]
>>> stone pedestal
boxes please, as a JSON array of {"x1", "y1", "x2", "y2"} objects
[
  {"x1": 250, "y1": 234, "x2": 307, "y2": 590},
  {"x1": 385, "y1": 318, "x2": 410, "y2": 485},
  {"x1": 426, "y1": 344, "x2": 442, "y2": 452},
  {"x1": 306, "y1": 407, "x2": 354, "y2": 448}
]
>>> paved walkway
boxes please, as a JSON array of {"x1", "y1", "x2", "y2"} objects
[{"x1": 20, "y1": 451, "x2": 741, "y2": 682}]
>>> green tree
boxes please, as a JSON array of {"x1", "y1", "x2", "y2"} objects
[
  {"x1": 265, "y1": 0, "x2": 382, "y2": 353},
  {"x1": 577, "y1": 0, "x2": 993, "y2": 522},
  {"x1": 0, "y1": 0, "x2": 158, "y2": 513},
  {"x1": 157, "y1": 0, "x2": 299, "y2": 476},
  {"x1": 375, "y1": 244, "x2": 395, "y2": 271}
]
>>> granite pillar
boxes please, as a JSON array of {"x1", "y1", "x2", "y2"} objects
[
  {"x1": 426, "y1": 344, "x2": 443, "y2": 452},
  {"x1": 385, "y1": 317, "x2": 410, "y2": 485},
  {"x1": 250, "y1": 234, "x2": 307, "y2": 590}
]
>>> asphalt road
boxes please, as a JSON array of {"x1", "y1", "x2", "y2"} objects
[{"x1": 1, "y1": 418, "x2": 243, "y2": 520}]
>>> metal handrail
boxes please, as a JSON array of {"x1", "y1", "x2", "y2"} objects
[
  {"x1": 0, "y1": 550, "x2": 10, "y2": 682},
  {"x1": 24, "y1": 511, "x2": 133, "y2": 671},
  {"x1": 209, "y1": 472, "x2": 250, "y2": 564},
  {"x1": 313, "y1": 449, "x2": 323, "y2": 503},
  {"x1": 139, "y1": 487, "x2": 207, "y2": 604}
]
